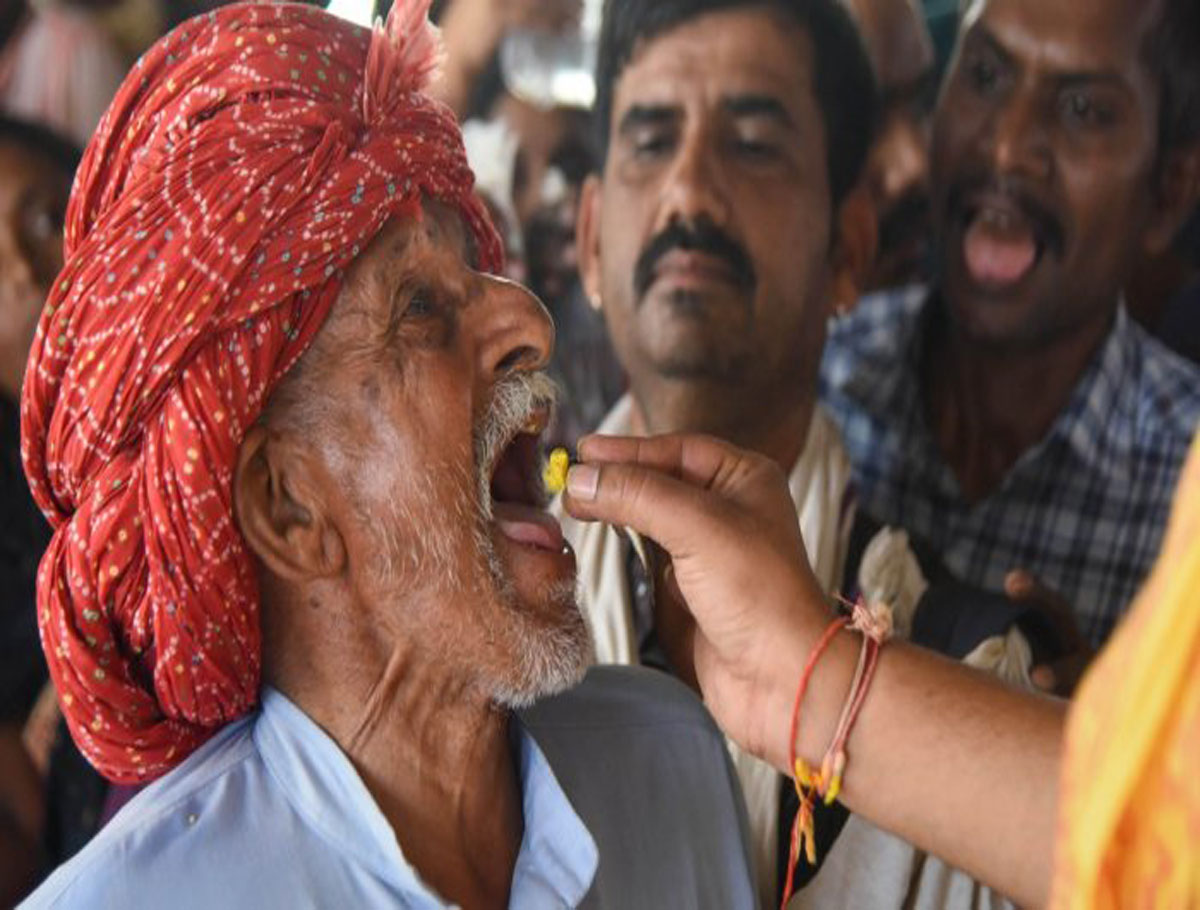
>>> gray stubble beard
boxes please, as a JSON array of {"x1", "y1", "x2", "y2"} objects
[{"x1": 361, "y1": 371, "x2": 591, "y2": 711}]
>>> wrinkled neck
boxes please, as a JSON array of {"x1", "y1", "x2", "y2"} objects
[{"x1": 262, "y1": 581, "x2": 524, "y2": 908}]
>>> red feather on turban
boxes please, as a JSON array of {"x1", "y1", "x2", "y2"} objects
[{"x1": 21, "y1": 0, "x2": 502, "y2": 784}]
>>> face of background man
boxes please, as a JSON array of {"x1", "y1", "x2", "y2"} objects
[
  {"x1": 0, "y1": 140, "x2": 70, "y2": 401},
  {"x1": 579, "y1": 6, "x2": 844, "y2": 436},
  {"x1": 490, "y1": 94, "x2": 596, "y2": 308},
  {"x1": 843, "y1": 0, "x2": 936, "y2": 292},
  {"x1": 932, "y1": 0, "x2": 1186, "y2": 353}
]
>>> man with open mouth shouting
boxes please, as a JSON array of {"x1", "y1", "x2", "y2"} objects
[
  {"x1": 18, "y1": 2, "x2": 756, "y2": 908},
  {"x1": 822, "y1": 0, "x2": 1200, "y2": 664}
]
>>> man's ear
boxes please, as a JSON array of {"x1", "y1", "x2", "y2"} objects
[
  {"x1": 1144, "y1": 143, "x2": 1200, "y2": 256},
  {"x1": 829, "y1": 184, "x2": 878, "y2": 316},
  {"x1": 577, "y1": 174, "x2": 604, "y2": 312},
  {"x1": 234, "y1": 425, "x2": 346, "y2": 583}
]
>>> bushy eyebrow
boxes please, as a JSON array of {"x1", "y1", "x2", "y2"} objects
[
  {"x1": 616, "y1": 95, "x2": 796, "y2": 141},
  {"x1": 1052, "y1": 71, "x2": 1132, "y2": 95},
  {"x1": 971, "y1": 24, "x2": 1133, "y2": 96}
]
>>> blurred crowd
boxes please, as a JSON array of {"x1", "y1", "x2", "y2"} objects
[{"x1": 1, "y1": 0, "x2": 1197, "y2": 906}]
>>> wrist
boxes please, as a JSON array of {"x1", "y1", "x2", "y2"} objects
[
  {"x1": 748, "y1": 608, "x2": 825, "y2": 772},
  {"x1": 761, "y1": 614, "x2": 861, "y2": 774}
]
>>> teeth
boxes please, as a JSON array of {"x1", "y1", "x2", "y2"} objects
[
  {"x1": 521, "y1": 411, "x2": 547, "y2": 435},
  {"x1": 979, "y1": 206, "x2": 1018, "y2": 230}
]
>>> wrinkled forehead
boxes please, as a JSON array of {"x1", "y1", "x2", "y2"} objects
[
  {"x1": 610, "y1": 7, "x2": 819, "y2": 135},
  {"x1": 322, "y1": 198, "x2": 476, "y2": 332},
  {"x1": 365, "y1": 199, "x2": 475, "y2": 273},
  {"x1": 421, "y1": 199, "x2": 477, "y2": 265},
  {"x1": 960, "y1": 0, "x2": 1163, "y2": 73}
]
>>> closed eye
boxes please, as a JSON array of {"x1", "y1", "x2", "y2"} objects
[
  {"x1": 730, "y1": 136, "x2": 782, "y2": 161},
  {"x1": 631, "y1": 128, "x2": 675, "y2": 160}
]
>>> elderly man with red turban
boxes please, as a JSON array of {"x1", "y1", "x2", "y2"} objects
[{"x1": 18, "y1": 3, "x2": 756, "y2": 907}]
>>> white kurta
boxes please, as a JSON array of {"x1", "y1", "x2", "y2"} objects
[{"x1": 557, "y1": 396, "x2": 857, "y2": 909}]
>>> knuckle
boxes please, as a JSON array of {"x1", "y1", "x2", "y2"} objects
[{"x1": 610, "y1": 464, "x2": 647, "y2": 506}]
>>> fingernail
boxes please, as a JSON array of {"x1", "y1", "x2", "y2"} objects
[{"x1": 567, "y1": 464, "x2": 599, "y2": 501}]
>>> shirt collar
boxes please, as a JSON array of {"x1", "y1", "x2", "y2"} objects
[
  {"x1": 509, "y1": 719, "x2": 599, "y2": 904},
  {"x1": 253, "y1": 687, "x2": 598, "y2": 907},
  {"x1": 841, "y1": 285, "x2": 929, "y2": 427}
]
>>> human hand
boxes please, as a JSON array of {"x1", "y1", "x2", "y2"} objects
[
  {"x1": 1004, "y1": 569, "x2": 1093, "y2": 696},
  {"x1": 440, "y1": 0, "x2": 581, "y2": 73},
  {"x1": 563, "y1": 433, "x2": 828, "y2": 768}
]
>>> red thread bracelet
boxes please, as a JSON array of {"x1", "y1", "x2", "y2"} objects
[
  {"x1": 780, "y1": 598, "x2": 894, "y2": 910},
  {"x1": 817, "y1": 597, "x2": 892, "y2": 804},
  {"x1": 781, "y1": 615, "x2": 847, "y2": 910}
]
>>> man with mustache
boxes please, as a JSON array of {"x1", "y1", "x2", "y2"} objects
[
  {"x1": 19, "y1": 3, "x2": 757, "y2": 907},
  {"x1": 822, "y1": 0, "x2": 1200, "y2": 661},
  {"x1": 561, "y1": 0, "x2": 913, "y2": 904},
  {"x1": 840, "y1": 0, "x2": 938, "y2": 291}
]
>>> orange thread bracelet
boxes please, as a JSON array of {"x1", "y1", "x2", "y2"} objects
[
  {"x1": 781, "y1": 615, "x2": 847, "y2": 910},
  {"x1": 780, "y1": 597, "x2": 894, "y2": 910},
  {"x1": 817, "y1": 597, "x2": 892, "y2": 805}
]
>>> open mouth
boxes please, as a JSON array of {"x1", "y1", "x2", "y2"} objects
[
  {"x1": 958, "y1": 192, "x2": 1057, "y2": 291},
  {"x1": 486, "y1": 409, "x2": 566, "y2": 552}
]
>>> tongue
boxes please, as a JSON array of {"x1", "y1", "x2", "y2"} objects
[
  {"x1": 964, "y1": 213, "x2": 1038, "y2": 287},
  {"x1": 494, "y1": 502, "x2": 565, "y2": 551}
]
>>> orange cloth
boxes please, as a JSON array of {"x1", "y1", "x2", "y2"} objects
[{"x1": 1052, "y1": 434, "x2": 1200, "y2": 906}]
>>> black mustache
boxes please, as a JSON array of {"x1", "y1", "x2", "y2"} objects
[
  {"x1": 947, "y1": 176, "x2": 1066, "y2": 259},
  {"x1": 633, "y1": 220, "x2": 756, "y2": 300}
]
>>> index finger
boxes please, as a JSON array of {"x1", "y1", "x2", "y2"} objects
[
  {"x1": 576, "y1": 433, "x2": 745, "y2": 490},
  {"x1": 563, "y1": 452, "x2": 738, "y2": 560}
]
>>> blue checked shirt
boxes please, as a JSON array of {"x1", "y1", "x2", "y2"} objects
[{"x1": 820, "y1": 286, "x2": 1200, "y2": 647}]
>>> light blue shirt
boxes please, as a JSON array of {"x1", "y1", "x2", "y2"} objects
[{"x1": 24, "y1": 666, "x2": 755, "y2": 909}]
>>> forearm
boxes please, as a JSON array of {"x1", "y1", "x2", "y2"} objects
[
  {"x1": 430, "y1": 0, "x2": 500, "y2": 118},
  {"x1": 759, "y1": 627, "x2": 1064, "y2": 907}
]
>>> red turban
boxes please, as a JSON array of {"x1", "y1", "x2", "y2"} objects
[{"x1": 21, "y1": 0, "x2": 502, "y2": 783}]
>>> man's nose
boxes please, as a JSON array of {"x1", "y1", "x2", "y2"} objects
[
  {"x1": 982, "y1": 90, "x2": 1052, "y2": 182},
  {"x1": 658, "y1": 130, "x2": 731, "y2": 229},
  {"x1": 472, "y1": 274, "x2": 554, "y2": 379}
]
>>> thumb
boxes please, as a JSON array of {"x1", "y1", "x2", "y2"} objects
[{"x1": 563, "y1": 459, "x2": 732, "y2": 562}]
